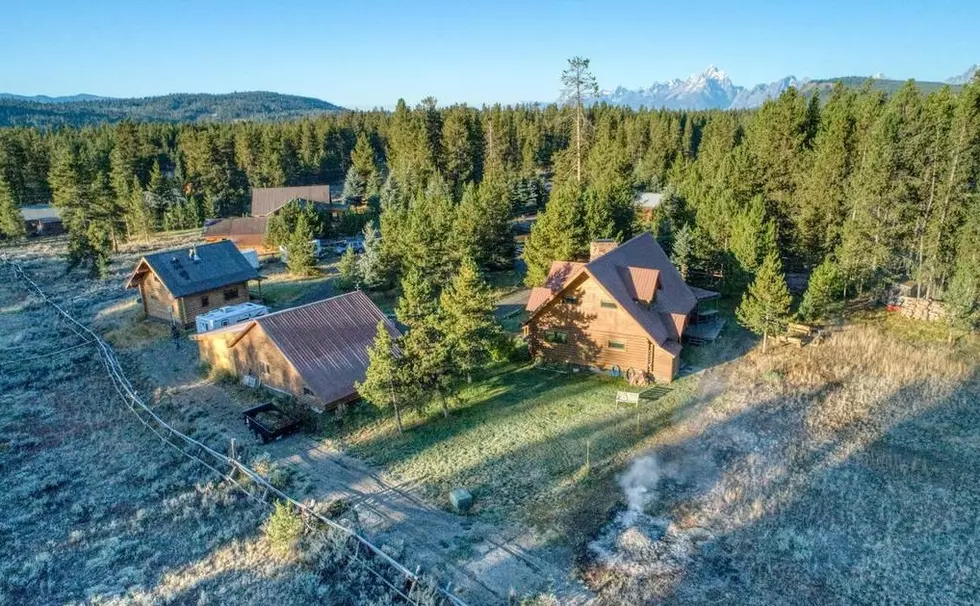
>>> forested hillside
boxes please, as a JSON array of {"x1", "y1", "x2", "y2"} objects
[
  {"x1": 0, "y1": 92, "x2": 343, "y2": 128},
  {"x1": 0, "y1": 67, "x2": 978, "y2": 332}
]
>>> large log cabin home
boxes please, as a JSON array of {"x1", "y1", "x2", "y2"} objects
[
  {"x1": 524, "y1": 232, "x2": 718, "y2": 383},
  {"x1": 194, "y1": 291, "x2": 399, "y2": 411},
  {"x1": 125, "y1": 241, "x2": 263, "y2": 328}
]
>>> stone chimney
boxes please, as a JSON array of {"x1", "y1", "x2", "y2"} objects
[{"x1": 590, "y1": 239, "x2": 618, "y2": 261}]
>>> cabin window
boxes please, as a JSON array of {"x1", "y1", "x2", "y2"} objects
[
  {"x1": 563, "y1": 295, "x2": 579, "y2": 305},
  {"x1": 544, "y1": 330, "x2": 568, "y2": 344},
  {"x1": 223, "y1": 287, "x2": 239, "y2": 301},
  {"x1": 302, "y1": 386, "x2": 314, "y2": 397},
  {"x1": 600, "y1": 300, "x2": 618, "y2": 309},
  {"x1": 607, "y1": 340, "x2": 627, "y2": 350},
  {"x1": 262, "y1": 362, "x2": 270, "y2": 375},
  {"x1": 200, "y1": 295, "x2": 210, "y2": 307}
]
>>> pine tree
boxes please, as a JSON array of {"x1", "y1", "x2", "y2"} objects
[
  {"x1": 452, "y1": 181, "x2": 514, "y2": 270},
  {"x1": 285, "y1": 213, "x2": 316, "y2": 276},
  {"x1": 523, "y1": 182, "x2": 585, "y2": 285},
  {"x1": 945, "y1": 203, "x2": 980, "y2": 342},
  {"x1": 341, "y1": 165, "x2": 366, "y2": 204},
  {"x1": 337, "y1": 245, "x2": 360, "y2": 290},
  {"x1": 357, "y1": 220, "x2": 386, "y2": 290},
  {"x1": 355, "y1": 322, "x2": 411, "y2": 434},
  {"x1": 736, "y1": 250, "x2": 792, "y2": 352},
  {"x1": 439, "y1": 257, "x2": 498, "y2": 384},
  {"x1": 0, "y1": 172, "x2": 25, "y2": 238},
  {"x1": 728, "y1": 195, "x2": 777, "y2": 275},
  {"x1": 561, "y1": 57, "x2": 599, "y2": 185},
  {"x1": 396, "y1": 269, "x2": 452, "y2": 417},
  {"x1": 126, "y1": 175, "x2": 153, "y2": 242},
  {"x1": 671, "y1": 223, "x2": 694, "y2": 281},
  {"x1": 798, "y1": 257, "x2": 843, "y2": 321}
]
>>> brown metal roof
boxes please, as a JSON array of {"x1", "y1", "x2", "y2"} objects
[
  {"x1": 203, "y1": 216, "x2": 269, "y2": 237},
  {"x1": 526, "y1": 232, "x2": 701, "y2": 349},
  {"x1": 526, "y1": 261, "x2": 586, "y2": 312},
  {"x1": 251, "y1": 291, "x2": 399, "y2": 406},
  {"x1": 617, "y1": 265, "x2": 660, "y2": 303},
  {"x1": 251, "y1": 185, "x2": 331, "y2": 216}
]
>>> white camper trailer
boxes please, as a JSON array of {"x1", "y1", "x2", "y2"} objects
[
  {"x1": 240, "y1": 248, "x2": 260, "y2": 269},
  {"x1": 195, "y1": 302, "x2": 269, "y2": 334}
]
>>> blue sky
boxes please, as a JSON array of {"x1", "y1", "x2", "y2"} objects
[{"x1": 1, "y1": 0, "x2": 975, "y2": 109}]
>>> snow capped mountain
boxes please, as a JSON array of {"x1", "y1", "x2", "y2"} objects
[
  {"x1": 599, "y1": 65, "x2": 742, "y2": 110},
  {"x1": 946, "y1": 64, "x2": 978, "y2": 85},
  {"x1": 597, "y1": 66, "x2": 807, "y2": 110}
]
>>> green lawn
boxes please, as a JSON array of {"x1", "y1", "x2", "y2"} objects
[{"x1": 322, "y1": 364, "x2": 701, "y2": 546}]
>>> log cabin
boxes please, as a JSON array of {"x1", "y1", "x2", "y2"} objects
[
  {"x1": 194, "y1": 291, "x2": 400, "y2": 411},
  {"x1": 250, "y1": 185, "x2": 349, "y2": 218},
  {"x1": 524, "y1": 232, "x2": 718, "y2": 383},
  {"x1": 125, "y1": 241, "x2": 263, "y2": 328}
]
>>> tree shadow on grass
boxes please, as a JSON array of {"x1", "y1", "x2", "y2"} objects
[{"x1": 584, "y1": 367, "x2": 980, "y2": 605}]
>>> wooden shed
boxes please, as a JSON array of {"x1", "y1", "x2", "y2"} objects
[
  {"x1": 523, "y1": 232, "x2": 717, "y2": 383},
  {"x1": 125, "y1": 241, "x2": 263, "y2": 328},
  {"x1": 194, "y1": 291, "x2": 399, "y2": 411}
]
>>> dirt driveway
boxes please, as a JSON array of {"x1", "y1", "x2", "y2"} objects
[{"x1": 131, "y1": 336, "x2": 590, "y2": 605}]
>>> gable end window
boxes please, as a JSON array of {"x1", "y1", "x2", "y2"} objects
[
  {"x1": 563, "y1": 295, "x2": 579, "y2": 305},
  {"x1": 200, "y1": 295, "x2": 210, "y2": 307},
  {"x1": 607, "y1": 340, "x2": 627, "y2": 350},
  {"x1": 223, "y1": 287, "x2": 239, "y2": 301},
  {"x1": 544, "y1": 330, "x2": 569, "y2": 344},
  {"x1": 600, "y1": 300, "x2": 618, "y2": 309}
]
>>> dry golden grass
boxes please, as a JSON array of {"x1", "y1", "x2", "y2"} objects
[{"x1": 589, "y1": 323, "x2": 980, "y2": 605}]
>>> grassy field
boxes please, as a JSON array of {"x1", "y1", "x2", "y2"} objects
[
  {"x1": 0, "y1": 237, "x2": 435, "y2": 606},
  {"x1": 323, "y1": 362, "x2": 700, "y2": 546}
]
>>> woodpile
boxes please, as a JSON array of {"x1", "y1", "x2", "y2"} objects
[{"x1": 894, "y1": 297, "x2": 946, "y2": 322}]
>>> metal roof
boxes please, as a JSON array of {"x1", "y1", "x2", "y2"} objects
[
  {"x1": 527, "y1": 232, "x2": 713, "y2": 351},
  {"x1": 252, "y1": 291, "x2": 400, "y2": 406},
  {"x1": 128, "y1": 240, "x2": 261, "y2": 298},
  {"x1": 634, "y1": 192, "x2": 664, "y2": 209},
  {"x1": 251, "y1": 185, "x2": 331, "y2": 216},
  {"x1": 20, "y1": 205, "x2": 62, "y2": 221},
  {"x1": 203, "y1": 216, "x2": 269, "y2": 237}
]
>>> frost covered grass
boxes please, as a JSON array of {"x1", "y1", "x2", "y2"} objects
[
  {"x1": 586, "y1": 322, "x2": 980, "y2": 605},
  {"x1": 0, "y1": 237, "x2": 435, "y2": 606}
]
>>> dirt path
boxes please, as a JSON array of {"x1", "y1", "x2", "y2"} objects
[{"x1": 132, "y1": 337, "x2": 590, "y2": 605}]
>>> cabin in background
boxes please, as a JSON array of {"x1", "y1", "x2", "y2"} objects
[
  {"x1": 125, "y1": 241, "x2": 263, "y2": 328},
  {"x1": 20, "y1": 205, "x2": 64, "y2": 237},
  {"x1": 194, "y1": 291, "x2": 399, "y2": 411},
  {"x1": 202, "y1": 216, "x2": 275, "y2": 254},
  {"x1": 524, "y1": 233, "x2": 718, "y2": 383},
  {"x1": 251, "y1": 185, "x2": 348, "y2": 218}
]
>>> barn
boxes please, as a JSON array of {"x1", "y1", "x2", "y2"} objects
[
  {"x1": 194, "y1": 291, "x2": 399, "y2": 411},
  {"x1": 125, "y1": 241, "x2": 263, "y2": 328}
]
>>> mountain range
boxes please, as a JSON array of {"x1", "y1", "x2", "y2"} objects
[
  {"x1": 0, "y1": 91, "x2": 344, "y2": 128},
  {"x1": 595, "y1": 64, "x2": 977, "y2": 110}
]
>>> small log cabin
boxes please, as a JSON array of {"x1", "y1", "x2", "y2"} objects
[
  {"x1": 524, "y1": 233, "x2": 718, "y2": 383},
  {"x1": 194, "y1": 291, "x2": 399, "y2": 411},
  {"x1": 125, "y1": 241, "x2": 263, "y2": 328}
]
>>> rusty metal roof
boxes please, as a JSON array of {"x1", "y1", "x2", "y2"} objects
[
  {"x1": 251, "y1": 185, "x2": 331, "y2": 217},
  {"x1": 127, "y1": 240, "x2": 261, "y2": 298},
  {"x1": 253, "y1": 291, "x2": 399, "y2": 406}
]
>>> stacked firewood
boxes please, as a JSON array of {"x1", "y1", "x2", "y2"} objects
[{"x1": 895, "y1": 297, "x2": 946, "y2": 322}]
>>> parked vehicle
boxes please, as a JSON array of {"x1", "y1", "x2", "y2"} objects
[
  {"x1": 195, "y1": 301, "x2": 269, "y2": 333},
  {"x1": 243, "y1": 402, "x2": 301, "y2": 443}
]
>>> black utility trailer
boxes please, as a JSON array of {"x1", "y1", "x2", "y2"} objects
[{"x1": 243, "y1": 403, "x2": 301, "y2": 443}]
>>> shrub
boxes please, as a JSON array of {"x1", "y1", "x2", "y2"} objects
[{"x1": 264, "y1": 501, "x2": 304, "y2": 557}]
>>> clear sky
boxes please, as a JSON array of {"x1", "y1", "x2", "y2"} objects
[{"x1": 1, "y1": 0, "x2": 976, "y2": 109}]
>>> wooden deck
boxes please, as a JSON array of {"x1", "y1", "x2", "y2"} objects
[{"x1": 684, "y1": 318, "x2": 726, "y2": 344}]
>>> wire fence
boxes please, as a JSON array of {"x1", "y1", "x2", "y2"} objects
[{"x1": 1, "y1": 255, "x2": 468, "y2": 606}]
